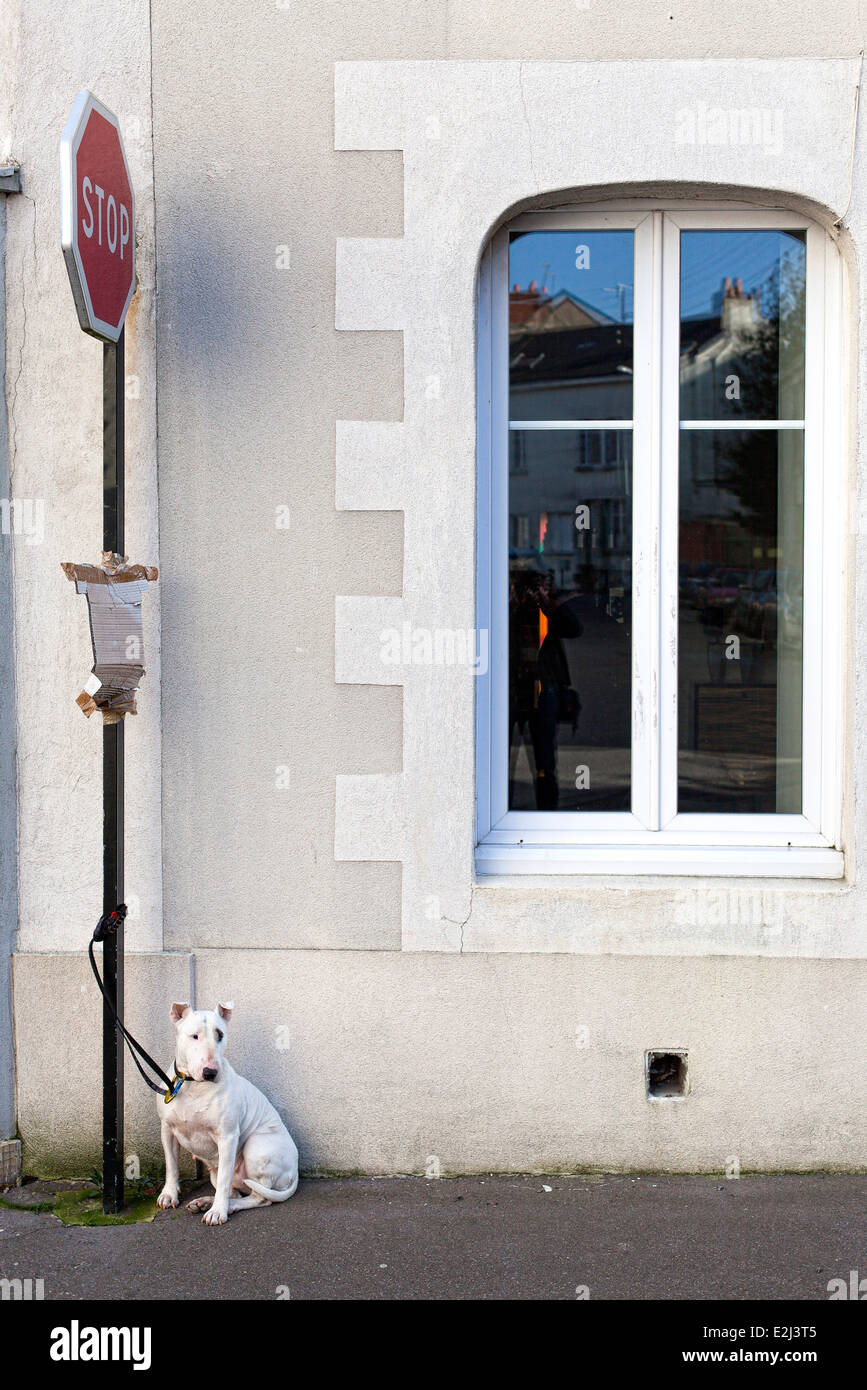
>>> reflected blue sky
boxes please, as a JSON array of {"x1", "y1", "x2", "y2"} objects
[
  {"x1": 510, "y1": 231, "x2": 634, "y2": 323},
  {"x1": 680, "y1": 230, "x2": 805, "y2": 319},
  {"x1": 510, "y1": 228, "x2": 805, "y2": 321}
]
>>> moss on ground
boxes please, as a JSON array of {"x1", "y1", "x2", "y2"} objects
[{"x1": 0, "y1": 1174, "x2": 199, "y2": 1225}]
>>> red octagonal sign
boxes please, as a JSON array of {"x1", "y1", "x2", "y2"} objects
[{"x1": 60, "y1": 91, "x2": 135, "y2": 342}]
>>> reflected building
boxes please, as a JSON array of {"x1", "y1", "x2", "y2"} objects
[
  {"x1": 508, "y1": 272, "x2": 634, "y2": 812},
  {"x1": 507, "y1": 231, "x2": 806, "y2": 815},
  {"x1": 508, "y1": 281, "x2": 632, "y2": 600}
]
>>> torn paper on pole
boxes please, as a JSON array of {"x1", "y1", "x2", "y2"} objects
[{"x1": 62, "y1": 552, "x2": 158, "y2": 723}]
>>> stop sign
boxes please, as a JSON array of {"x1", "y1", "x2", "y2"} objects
[{"x1": 60, "y1": 91, "x2": 135, "y2": 342}]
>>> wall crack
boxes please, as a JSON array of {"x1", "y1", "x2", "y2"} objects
[
  {"x1": 518, "y1": 62, "x2": 541, "y2": 195},
  {"x1": 8, "y1": 192, "x2": 36, "y2": 483}
]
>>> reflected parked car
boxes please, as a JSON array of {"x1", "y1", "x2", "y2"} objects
[
  {"x1": 679, "y1": 561, "x2": 714, "y2": 608},
  {"x1": 732, "y1": 569, "x2": 777, "y2": 644},
  {"x1": 698, "y1": 568, "x2": 748, "y2": 628}
]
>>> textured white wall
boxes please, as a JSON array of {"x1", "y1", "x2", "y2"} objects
[
  {"x1": 13, "y1": 945, "x2": 867, "y2": 1174},
  {"x1": 2, "y1": 0, "x2": 162, "y2": 956},
  {"x1": 333, "y1": 57, "x2": 864, "y2": 953},
  {"x1": 8, "y1": 3, "x2": 867, "y2": 1171},
  {"x1": 14, "y1": 951, "x2": 193, "y2": 1173}
]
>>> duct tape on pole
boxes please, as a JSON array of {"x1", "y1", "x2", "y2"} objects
[{"x1": 60, "y1": 90, "x2": 135, "y2": 342}]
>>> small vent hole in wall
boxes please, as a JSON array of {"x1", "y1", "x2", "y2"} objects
[{"x1": 646, "y1": 1050, "x2": 688, "y2": 1099}]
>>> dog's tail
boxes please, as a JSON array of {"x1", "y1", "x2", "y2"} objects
[{"x1": 241, "y1": 1173, "x2": 299, "y2": 1203}]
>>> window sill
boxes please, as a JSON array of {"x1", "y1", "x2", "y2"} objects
[{"x1": 475, "y1": 843, "x2": 844, "y2": 878}]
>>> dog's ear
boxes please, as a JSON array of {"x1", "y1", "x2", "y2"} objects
[
  {"x1": 217, "y1": 1001, "x2": 234, "y2": 1022},
  {"x1": 170, "y1": 1002, "x2": 190, "y2": 1023}
]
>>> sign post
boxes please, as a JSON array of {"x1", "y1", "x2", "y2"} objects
[
  {"x1": 60, "y1": 91, "x2": 135, "y2": 1213},
  {"x1": 99, "y1": 328, "x2": 125, "y2": 1213}
]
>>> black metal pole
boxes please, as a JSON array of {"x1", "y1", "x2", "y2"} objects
[{"x1": 102, "y1": 327, "x2": 125, "y2": 1214}]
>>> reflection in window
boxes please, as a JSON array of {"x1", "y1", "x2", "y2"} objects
[
  {"x1": 677, "y1": 229, "x2": 806, "y2": 813},
  {"x1": 509, "y1": 432, "x2": 632, "y2": 811},
  {"x1": 509, "y1": 230, "x2": 634, "y2": 421},
  {"x1": 678, "y1": 431, "x2": 804, "y2": 813},
  {"x1": 503, "y1": 222, "x2": 810, "y2": 819},
  {"x1": 679, "y1": 230, "x2": 806, "y2": 421},
  {"x1": 507, "y1": 230, "x2": 635, "y2": 811}
]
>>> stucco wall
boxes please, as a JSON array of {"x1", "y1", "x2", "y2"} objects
[
  {"x1": 14, "y1": 951, "x2": 194, "y2": 1174},
  {"x1": 149, "y1": 8, "x2": 867, "y2": 959},
  {"x1": 1, "y1": 0, "x2": 161, "y2": 1162},
  {"x1": 14, "y1": 946, "x2": 867, "y2": 1175},
  {"x1": 331, "y1": 60, "x2": 859, "y2": 951},
  {"x1": 143, "y1": 5, "x2": 867, "y2": 1172},
  {"x1": 7, "y1": 3, "x2": 867, "y2": 1172},
  {"x1": 2, "y1": 0, "x2": 161, "y2": 962}
]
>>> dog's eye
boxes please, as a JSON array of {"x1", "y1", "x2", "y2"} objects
[
  {"x1": 216, "y1": 1029, "x2": 224, "y2": 1043},
  {"x1": 191, "y1": 1033, "x2": 198, "y2": 1040}
]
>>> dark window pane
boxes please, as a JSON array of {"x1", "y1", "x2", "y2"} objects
[
  {"x1": 509, "y1": 231, "x2": 634, "y2": 421},
  {"x1": 679, "y1": 230, "x2": 806, "y2": 421},
  {"x1": 678, "y1": 430, "x2": 804, "y2": 812},
  {"x1": 509, "y1": 430, "x2": 632, "y2": 811}
]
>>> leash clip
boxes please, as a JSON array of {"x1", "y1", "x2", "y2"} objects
[
  {"x1": 163, "y1": 1064, "x2": 191, "y2": 1103},
  {"x1": 93, "y1": 903, "x2": 128, "y2": 943},
  {"x1": 164, "y1": 1075, "x2": 185, "y2": 1104}
]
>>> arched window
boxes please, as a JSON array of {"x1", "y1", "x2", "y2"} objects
[{"x1": 476, "y1": 202, "x2": 844, "y2": 876}]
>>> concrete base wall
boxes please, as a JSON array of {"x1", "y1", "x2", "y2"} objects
[
  {"x1": 14, "y1": 953, "x2": 193, "y2": 1175},
  {"x1": 14, "y1": 948, "x2": 867, "y2": 1175}
]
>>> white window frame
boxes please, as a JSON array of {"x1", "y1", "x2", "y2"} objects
[{"x1": 476, "y1": 202, "x2": 845, "y2": 878}]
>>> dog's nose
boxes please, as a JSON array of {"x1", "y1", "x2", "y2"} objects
[{"x1": 202, "y1": 1067, "x2": 218, "y2": 1082}]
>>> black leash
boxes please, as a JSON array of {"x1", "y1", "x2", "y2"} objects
[{"x1": 89, "y1": 905, "x2": 190, "y2": 1103}]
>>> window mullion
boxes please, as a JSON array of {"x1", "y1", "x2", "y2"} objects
[
  {"x1": 631, "y1": 213, "x2": 660, "y2": 829},
  {"x1": 659, "y1": 213, "x2": 681, "y2": 829}
]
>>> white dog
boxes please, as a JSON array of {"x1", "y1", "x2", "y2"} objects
[{"x1": 156, "y1": 1001, "x2": 299, "y2": 1225}]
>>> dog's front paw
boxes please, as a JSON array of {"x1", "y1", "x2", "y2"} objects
[
  {"x1": 157, "y1": 1188, "x2": 179, "y2": 1210},
  {"x1": 202, "y1": 1204, "x2": 228, "y2": 1226}
]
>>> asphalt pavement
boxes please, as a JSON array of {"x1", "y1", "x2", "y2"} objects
[{"x1": 1, "y1": 1172, "x2": 865, "y2": 1301}]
